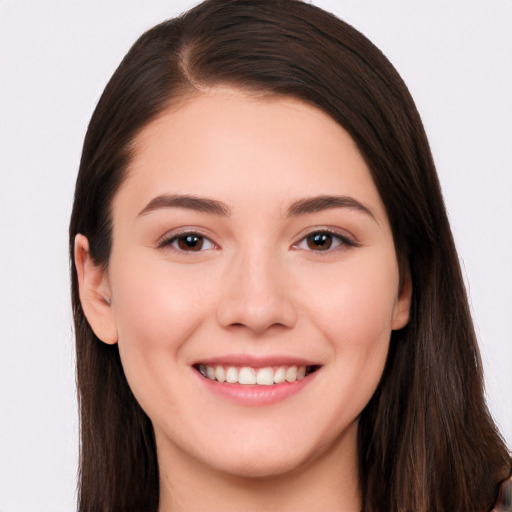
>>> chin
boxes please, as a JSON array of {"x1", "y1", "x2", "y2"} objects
[
  {"x1": 198, "y1": 425, "x2": 351, "y2": 480},
  {"x1": 211, "y1": 451, "x2": 313, "y2": 480}
]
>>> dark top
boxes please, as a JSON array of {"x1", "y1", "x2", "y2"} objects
[{"x1": 492, "y1": 474, "x2": 512, "y2": 512}]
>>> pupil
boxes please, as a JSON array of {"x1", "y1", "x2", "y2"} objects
[
  {"x1": 308, "y1": 233, "x2": 332, "y2": 250},
  {"x1": 178, "y1": 235, "x2": 203, "y2": 251}
]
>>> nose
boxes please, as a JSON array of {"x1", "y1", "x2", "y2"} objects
[{"x1": 216, "y1": 249, "x2": 298, "y2": 334}]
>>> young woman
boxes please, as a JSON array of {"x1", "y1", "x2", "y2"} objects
[{"x1": 69, "y1": 0, "x2": 511, "y2": 510}]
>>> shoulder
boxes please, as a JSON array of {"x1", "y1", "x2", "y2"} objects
[{"x1": 491, "y1": 474, "x2": 512, "y2": 512}]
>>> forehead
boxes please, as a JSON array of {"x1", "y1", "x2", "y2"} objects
[{"x1": 113, "y1": 89, "x2": 386, "y2": 222}]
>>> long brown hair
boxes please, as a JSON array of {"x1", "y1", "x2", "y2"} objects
[{"x1": 69, "y1": 1, "x2": 510, "y2": 510}]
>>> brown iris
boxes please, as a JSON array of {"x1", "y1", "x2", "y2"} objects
[
  {"x1": 177, "y1": 234, "x2": 204, "y2": 251},
  {"x1": 306, "y1": 232, "x2": 333, "y2": 251}
]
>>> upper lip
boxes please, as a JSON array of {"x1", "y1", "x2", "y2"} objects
[{"x1": 193, "y1": 354, "x2": 320, "y2": 368}]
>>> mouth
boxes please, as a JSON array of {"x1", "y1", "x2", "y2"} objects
[{"x1": 193, "y1": 363, "x2": 321, "y2": 386}]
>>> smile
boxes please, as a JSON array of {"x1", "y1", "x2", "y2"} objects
[{"x1": 195, "y1": 364, "x2": 320, "y2": 385}]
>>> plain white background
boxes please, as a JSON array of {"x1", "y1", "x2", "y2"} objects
[{"x1": 0, "y1": 1, "x2": 510, "y2": 510}]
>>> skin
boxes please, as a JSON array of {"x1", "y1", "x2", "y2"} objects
[{"x1": 75, "y1": 90, "x2": 411, "y2": 511}]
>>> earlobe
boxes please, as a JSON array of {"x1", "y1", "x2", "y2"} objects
[
  {"x1": 391, "y1": 269, "x2": 412, "y2": 331},
  {"x1": 74, "y1": 234, "x2": 118, "y2": 344}
]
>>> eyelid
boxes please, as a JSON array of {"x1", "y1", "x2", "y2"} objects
[
  {"x1": 156, "y1": 227, "x2": 219, "y2": 251},
  {"x1": 292, "y1": 227, "x2": 360, "y2": 251},
  {"x1": 155, "y1": 226, "x2": 358, "y2": 252}
]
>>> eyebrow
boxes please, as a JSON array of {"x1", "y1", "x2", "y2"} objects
[
  {"x1": 286, "y1": 195, "x2": 376, "y2": 220},
  {"x1": 137, "y1": 193, "x2": 375, "y2": 221},
  {"x1": 137, "y1": 194, "x2": 231, "y2": 217}
]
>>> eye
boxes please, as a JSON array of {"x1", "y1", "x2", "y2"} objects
[
  {"x1": 294, "y1": 230, "x2": 356, "y2": 252},
  {"x1": 159, "y1": 232, "x2": 215, "y2": 252}
]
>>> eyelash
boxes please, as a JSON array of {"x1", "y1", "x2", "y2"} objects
[
  {"x1": 293, "y1": 229, "x2": 359, "y2": 252},
  {"x1": 158, "y1": 229, "x2": 358, "y2": 254},
  {"x1": 157, "y1": 231, "x2": 216, "y2": 252}
]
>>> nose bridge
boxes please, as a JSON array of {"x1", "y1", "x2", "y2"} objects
[{"x1": 216, "y1": 242, "x2": 297, "y2": 333}]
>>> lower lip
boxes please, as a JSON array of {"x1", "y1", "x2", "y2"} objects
[{"x1": 196, "y1": 371, "x2": 318, "y2": 406}]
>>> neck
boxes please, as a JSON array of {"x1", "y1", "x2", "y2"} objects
[{"x1": 156, "y1": 423, "x2": 361, "y2": 512}]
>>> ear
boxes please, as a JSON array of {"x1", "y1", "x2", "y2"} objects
[
  {"x1": 391, "y1": 268, "x2": 412, "y2": 331},
  {"x1": 74, "y1": 234, "x2": 118, "y2": 344}
]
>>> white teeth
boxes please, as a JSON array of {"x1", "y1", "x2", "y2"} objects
[
  {"x1": 273, "y1": 366, "x2": 286, "y2": 384},
  {"x1": 226, "y1": 366, "x2": 238, "y2": 384},
  {"x1": 256, "y1": 367, "x2": 274, "y2": 386},
  {"x1": 239, "y1": 367, "x2": 257, "y2": 385},
  {"x1": 199, "y1": 364, "x2": 311, "y2": 385},
  {"x1": 285, "y1": 366, "x2": 297, "y2": 382},
  {"x1": 214, "y1": 366, "x2": 225, "y2": 383}
]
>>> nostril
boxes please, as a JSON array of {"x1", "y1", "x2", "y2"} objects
[{"x1": 216, "y1": 284, "x2": 298, "y2": 333}]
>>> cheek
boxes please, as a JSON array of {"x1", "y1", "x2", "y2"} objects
[
  {"x1": 305, "y1": 248, "x2": 400, "y2": 344},
  {"x1": 107, "y1": 255, "x2": 217, "y2": 404},
  {"x1": 110, "y1": 254, "x2": 215, "y2": 344},
  {"x1": 299, "y1": 249, "x2": 399, "y2": 413}
]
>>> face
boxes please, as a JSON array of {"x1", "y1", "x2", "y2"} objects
[{"x1": 78, "y1": 90, "x2": 410, "y2": 479}]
